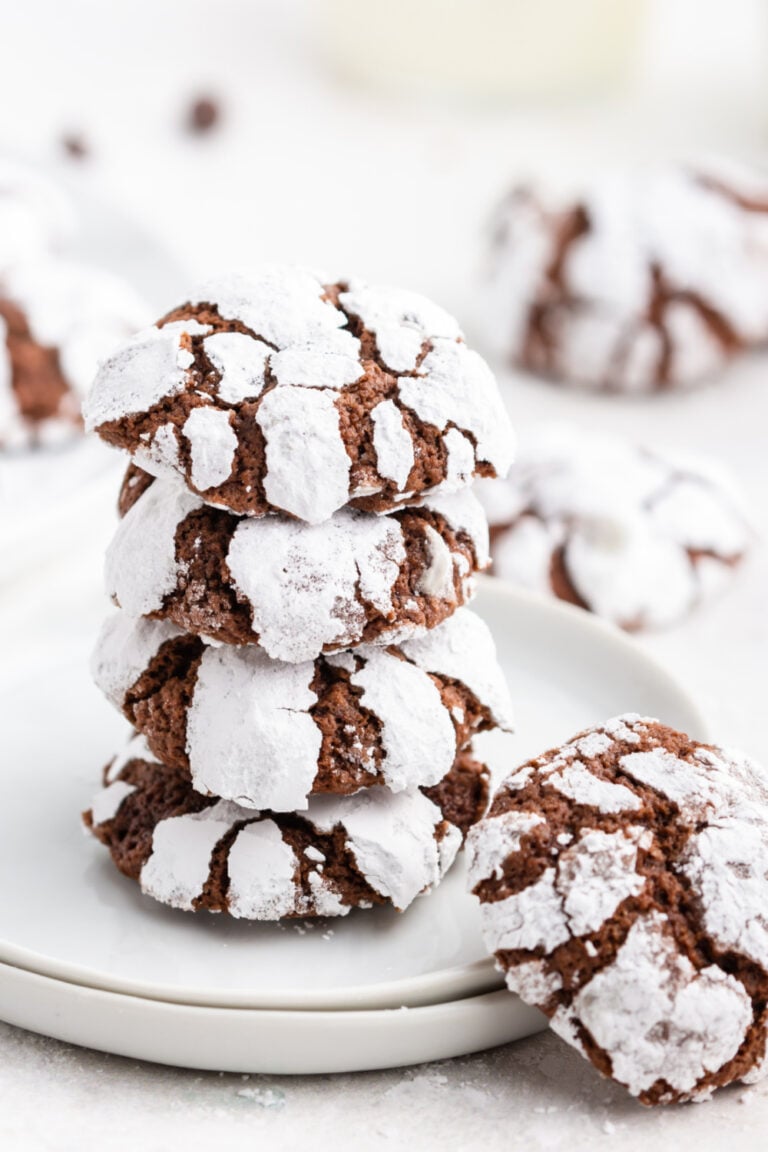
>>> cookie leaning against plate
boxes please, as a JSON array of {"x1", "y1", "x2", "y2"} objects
[
  {"x1": 92, "y1": 608, "x2": 513, "y2": 811},
  {"x1": 0, "y1": 257, "x2": 148, "y2": 449},
  {"x1": 106, "y1": 472, "x2": 489, "y2": 662},
  {"x1": 83, "y1": 265, "x2": 514, "y2": 524},
  {"x1": 85, "y1": 736, "x2": 490, "y2": 919},
  {"x1": 483, "y1": 161, "x2": 768, "y2": 392},
  {"x1": 467, "y1": 714, "x2": 768, "y2": 1105},
  {"x1": 477, "y1": 426, "x2": 751, "y2": 631}
]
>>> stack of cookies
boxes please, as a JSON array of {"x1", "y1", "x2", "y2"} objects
[{"x1": 81, "y1": 266, "x2": 515, "y2": 920}]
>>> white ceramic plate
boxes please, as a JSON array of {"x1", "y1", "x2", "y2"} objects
[
  {"x1": 0, "y1": 578, "x2": 706, "y2": 1045},
  {"x1": 0, "y1": 969, "x2": 545, "y2": 1075}
]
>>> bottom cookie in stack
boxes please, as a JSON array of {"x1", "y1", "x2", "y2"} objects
[{"x1": 84, "y1": 736, "x2": 490, "y2": 920}]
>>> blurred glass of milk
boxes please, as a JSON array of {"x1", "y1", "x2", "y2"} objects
[{"x1": 319, "y1": 0, "x2": 646, "y2": 99}]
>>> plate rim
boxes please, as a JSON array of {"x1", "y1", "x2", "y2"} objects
[
  {"x1": 0, "y1": 958, "x2": 545, "y2": 1075},
  {"x1": 0, "y1": 578, "x2": 708, "y2": 1011}
]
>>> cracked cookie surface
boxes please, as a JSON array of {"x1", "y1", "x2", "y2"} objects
[
  {"x1": 467, "y1": 714, "x2": 768, "y2": 1104},
  {"x1": 92, "y1": 608, "x2": 513, "y2": 810},
  {"x1": 84, "y1": 265, "x2": 513, "y2": 523},
  {"x1": 107, "y1": 471, "x2": 489, "y2": 661},
  {"x1": 85, "y1": 736, "x2": 489, "y2": 919}
]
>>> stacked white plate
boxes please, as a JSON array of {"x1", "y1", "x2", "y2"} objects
[{"x1": 0, "y1": 567, "x2": 706, "y2": 1074}]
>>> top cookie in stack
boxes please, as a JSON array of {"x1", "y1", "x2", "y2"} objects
[
  {"x1": 84, "y1": 265, "x2": 513, "y2": 523},
  {"x1": 83, "y1": 266, "x2": 515, "y2": 921}
]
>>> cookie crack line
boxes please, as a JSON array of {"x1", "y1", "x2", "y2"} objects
[{"x1": 467, "y1": 714, "x2": 768, "y2": 1103}]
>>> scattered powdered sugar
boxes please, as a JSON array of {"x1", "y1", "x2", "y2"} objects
[
  {"x1": 370, "y1": 398, "x2": 414, "y2": 489},
  {"x1": 183, "y1": 406, "x2": 238, "y2": 491},
  {"x1": 105, "y1": 480, "x2": 202, "y2": 616},
  {"x1": 226, "y1": 506, "x2": 405, "y2": 661}
]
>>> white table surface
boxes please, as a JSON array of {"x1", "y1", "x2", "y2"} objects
[{"x1": 2, "y1": 1, "x2": 768, "y2": 1147}]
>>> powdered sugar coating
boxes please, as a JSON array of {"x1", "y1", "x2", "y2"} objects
[
  {"x1": 398, "y1": 607, "x2": 514, "y2": 733},
  {"x1": 478, "y1": 424, "x2": 751, "y2": 630},
  {"x1": 91, "y1": 608, "x2": 512, "y2": 809},
  {"x1": 256, "y1": 385, "x2": 351, "y2": 523},
  {"x1": 85, "y1": 264, "x2": 513, "y2": 522},
  {"x1": 347, "y1": 649, "x2": 455, "y2": 793},
  {"x1": 309, "y1": 787, "x2": 461, "y2": 912},
  {"x1": 226, "y1": 506, "x2": 405, "y2": 662},
  {"x1": 567, "y1": 913, "x2": 752, "y2": 1100},
  {"x1": 105, "y1": 480, "x2": 202, "y2": 617},
  {"x1": 183, "y1": 406, "x2": 238, "y2": 492},
  {"x1": 468, "y1": 713, "x2": 768, "y2": 1103},
  {"x1": 371, "y1": 398, "x2": 414, "y2": 489},
  {"x1": 484, "y1": 162, "x2": 768, "y2": 391},
  {"x1": 87, "y1": 742, "x2": 471, "y2": 919},
  {"x1": 108, "y1": 475, "x2": 485, "y2": 660},
  {"x1": 85, "y1": 320, "x2": 208, "y2": 429},
  {"x1": 187, "y1": 645, "x2": 321, "y2": 811},
  {"x1": 203, "y1": 330, "x2": 270, "y2": 403},
  {"x1": 226, "y1": 821, "x2": 299, "y2": 919}
]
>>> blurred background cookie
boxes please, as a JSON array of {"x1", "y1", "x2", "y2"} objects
[
  {"x1": 477, "y1": 424, "x2": 751, "y2": 630},
  {"x1": 0, "y1": 257, "x2": 148, "y2": 448},
  {"x1": 483, "y1": 162, "x2": 768, "y2": 392}
]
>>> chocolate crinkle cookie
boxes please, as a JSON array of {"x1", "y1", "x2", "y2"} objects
[
  {"x1": 92, "y1": 608, "x2": 513, "y2": 811},
  {"x1": 0, "y1": 258, "x2": 148, "y2": 448},
  {"x1": 83, "y1": 265, "x2": 514, "y2": 523},
  {"x1": 85, "y1": 735, "x2": 490, "y2": 919},
  {"x1": 477, "y1": 426, "x2": 751, "y2": 630},
  {"x1": 483, "y1": 161, "x2": 768, "y2": 392},
  {"x1": 467, "y1": 714, "x2": 768, "y2": 1105},
  {"x1": 106, "y1": 471, "x2": 489, "y2": 661}
]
